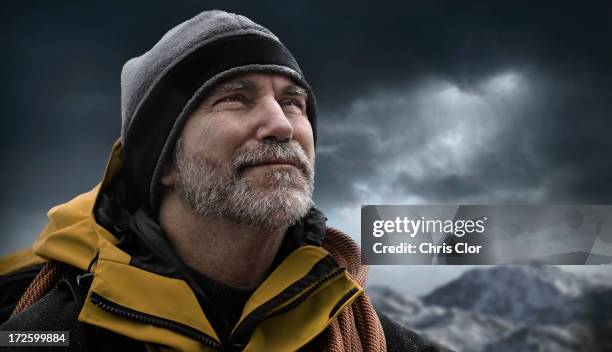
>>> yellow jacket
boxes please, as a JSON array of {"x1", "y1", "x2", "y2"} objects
[{"x1": 0, "y1": 141, "x2": 364, "y2": 351}]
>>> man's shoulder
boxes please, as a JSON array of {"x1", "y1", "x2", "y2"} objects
[
  {"x1": 0, "y1": 268, "x2": 146, "y2": 352},
  {"x1": 1, "y1": 277, "x2": 80, "y2": 331},
  {"x1": 377, "y1": 311, "x2": 453, "y2": 352},
  {"x1": 0, "y1": 274, "x2": 90, "y2": 351}
]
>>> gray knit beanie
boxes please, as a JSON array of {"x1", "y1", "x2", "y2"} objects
[{"x1": 119, "y1": 10, "x2": 317, "y2": 214}]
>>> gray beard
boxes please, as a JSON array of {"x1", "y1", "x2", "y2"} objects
[{"x1": 172, "y1": 139, "x2": 315, "y2": 231}]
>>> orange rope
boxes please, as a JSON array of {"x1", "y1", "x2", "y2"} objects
[
  {"x1": 322, "y1": 227, "x2": 387, "y2": 352},
  {"x1": 10, "y1": 261, "x2": 65, "y2": 317}
]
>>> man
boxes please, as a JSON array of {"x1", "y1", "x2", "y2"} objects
[{"x1": 0, "y1": 10, "x2": 447, "y2": 352}]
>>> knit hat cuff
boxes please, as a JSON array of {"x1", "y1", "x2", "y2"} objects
[{"x1": 121, "y1": 29, "x2": 318, "y2": 214}]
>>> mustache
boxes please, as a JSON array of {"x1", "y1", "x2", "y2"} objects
[{"x1": 232, "y1": 141, "x2": 314, "y2": 178}]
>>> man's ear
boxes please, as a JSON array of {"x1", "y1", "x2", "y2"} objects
[{"x1": 160, "y1": 160, "x2": 176, "y2": 187}]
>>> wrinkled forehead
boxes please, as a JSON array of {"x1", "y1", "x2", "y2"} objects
[{"x1": 209, "y1": 72, "x2": 309, "y2": 99}]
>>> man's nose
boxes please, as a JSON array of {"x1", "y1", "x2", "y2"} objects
[{"x1": 254, "y1": 96, "x2": 293, "y2": 143}]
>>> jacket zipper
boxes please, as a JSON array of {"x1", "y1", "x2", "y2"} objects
[
  {"x1": 228, "y1": 267, "x2": 346, "y2": 349},
  {"x1": 90, "y1": 267, "x2": 346, "y2": 351},
  {"x1": 90, "y1": 293, "x2": 222, "y2": 350}
]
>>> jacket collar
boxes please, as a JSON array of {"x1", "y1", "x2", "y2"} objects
[{"x1": 78, "y1": 237, "x2": 361, "y2": 351}]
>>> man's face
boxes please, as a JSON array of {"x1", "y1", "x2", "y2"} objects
[{"x1": 162, "y1": 72, "x2": 315, "y2": 230}]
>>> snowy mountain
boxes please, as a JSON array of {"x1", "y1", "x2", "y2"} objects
[
  {"x1": 422, "y1": 265, "x2": 612, "y2": 325},
  {"x1": 369, "y1": 265, "x2": 612, "y2": 352},
  {"x1": 481, "y1": 325, "x2": 604, "y2": 352},
  {"x1": 370, "y1": 286, "x2": 517, "y2": 351}
]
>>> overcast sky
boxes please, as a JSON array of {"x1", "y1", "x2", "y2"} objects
[{"x1": 2, "y1": 1, "x2": 611, "y2": 294}]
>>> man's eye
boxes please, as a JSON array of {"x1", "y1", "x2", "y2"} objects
[
  {"x1": 282, "y1": 99, "x2": 305, "y2": 112},
  {"x1": 216, "y1": 95, "x2": 244, "y2": 104}
]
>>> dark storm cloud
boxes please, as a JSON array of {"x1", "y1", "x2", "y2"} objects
[
  {"x1": 314, "y1": 67, "x2": 612, "y2": 213},
  {"x1": 307, "y1": 0, "x2": 612, "y2": 212},
  {"x1": 280, "y1": 1, "x2": 612, "y2": 110},
  {"x1": 1, "y1": 1, "x2": 611, "y2": 253}
]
